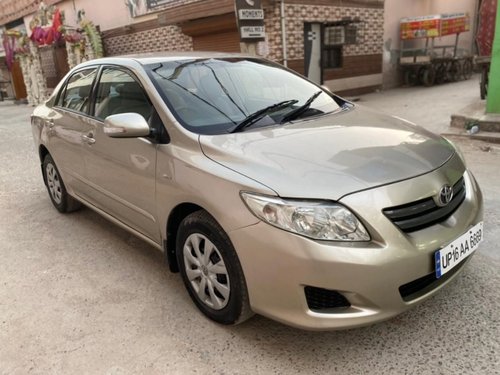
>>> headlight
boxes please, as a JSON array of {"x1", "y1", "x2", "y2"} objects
[{"x1": 240, "y1": 192, "x2": 370, "y2": 241}]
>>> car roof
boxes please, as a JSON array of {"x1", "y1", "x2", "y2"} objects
[{"x1": 77, "y1": 51, "x2": 259, "y2": 68}]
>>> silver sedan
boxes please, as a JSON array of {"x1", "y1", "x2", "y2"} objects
[{"x1": 31, "y1": 52, "x2": 483, "y2": 330}]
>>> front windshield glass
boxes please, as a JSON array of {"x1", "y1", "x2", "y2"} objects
[{"x1": 146, "y1": 58, "x2": 341, "y2": 135}]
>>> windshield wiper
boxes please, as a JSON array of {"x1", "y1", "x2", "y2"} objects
[
  {"x1": 227, "y1": 100, "x2": 298, "y2": 133},
  {"x1": 280, "y1": 91, "x2": 323, "y2": 124}
]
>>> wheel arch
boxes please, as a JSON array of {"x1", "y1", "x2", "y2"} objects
[
  {"x1": 165, "y1": 202, "x2": 206, "y2": 273},
  {"x1": 39, "y1": 145, "x2": 50, "y2": 185}
]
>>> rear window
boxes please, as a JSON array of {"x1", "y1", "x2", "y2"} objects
[{"x1": 57, "y1": 68, "x2": 98, "y2": 114}]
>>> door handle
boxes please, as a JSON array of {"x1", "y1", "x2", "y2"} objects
[{"x1": 82, "y1": 134, "x2": 96, "y2": 145}]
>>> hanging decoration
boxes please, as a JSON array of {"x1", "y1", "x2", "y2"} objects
[
  {"x1": 2, "y1": 31, "x2": 19, "y2": 70},
  {"x1": 64, "y1": 9, "x2": 104, "y2": 69},
  {"x1": 29, "y1": 4, "x2": 64, "y2": 47},
  {"x1": 2, "y1": 2, "x2": 104, "y2": 104}
]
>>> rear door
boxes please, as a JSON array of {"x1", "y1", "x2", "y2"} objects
[
  {"x1": 47, "y1": 67, "x2": 98, "y2": 197},
  {"x1": 81, "y1": 66, "x2": 161, "y2": 242}
]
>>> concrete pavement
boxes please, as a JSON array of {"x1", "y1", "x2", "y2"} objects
[{"x1": 0, "y1": 76, "x2": 499, "y2": 374}]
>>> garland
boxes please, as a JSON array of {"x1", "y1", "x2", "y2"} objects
[
  {"x1": 29, "y1": 4, "x2": 64, "y2": 47},
  {"x1": 78, "y1": 11, "x2": 103, "y2": 58}
]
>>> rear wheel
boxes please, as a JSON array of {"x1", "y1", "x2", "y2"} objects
[
  {"x1": 176, "y1": 210, "x2": 253, "y2": 325},
  {"x1": 42, "y1": 154, "x2": 81, "y2": 213}
]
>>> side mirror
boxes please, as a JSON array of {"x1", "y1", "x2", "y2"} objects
[{"x1": 103, "y1": 113, "x2": 150, "y2": 138}]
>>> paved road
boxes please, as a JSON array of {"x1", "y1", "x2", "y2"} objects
[{"x1": 0, "y1": 76, "x2": 498, "y2": 374}]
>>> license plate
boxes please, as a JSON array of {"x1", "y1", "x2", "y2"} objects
[{"x1": 435, "y1": 222, "x2": 483, "y2": 278}]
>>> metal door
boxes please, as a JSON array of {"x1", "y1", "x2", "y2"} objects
[{"x1": 304, "y1": 22, "x2": 322, "y2": 84}]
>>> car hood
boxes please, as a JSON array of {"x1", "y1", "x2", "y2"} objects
[{"x1": 199, "y1": 105, "x2": 455, "y2": 200}]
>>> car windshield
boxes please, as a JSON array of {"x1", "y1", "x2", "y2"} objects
[{"x1": 146, "y1": 58, "x2": 342, "y2": 135}]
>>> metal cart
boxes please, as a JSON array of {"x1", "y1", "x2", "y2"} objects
[{"x1": 399, "y1": 13, "x2": 472, "y2": 87}]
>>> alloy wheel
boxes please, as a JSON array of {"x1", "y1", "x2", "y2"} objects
[
  {"x1": 183, "y1": 233, "x2": 230, "y2": 310},
  {"x1": 46, "y1": 163, "x2": 62, "y2": 204}
]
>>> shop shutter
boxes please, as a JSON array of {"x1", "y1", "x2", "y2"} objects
[{"x1": 193, "y1": 31, "x2": 241, "y2": 53}]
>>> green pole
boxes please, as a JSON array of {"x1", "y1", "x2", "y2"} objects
[{"x1": 486, "y1": 0, "x2": 500, "y2": 113}]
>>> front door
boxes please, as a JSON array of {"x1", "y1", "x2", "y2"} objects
[{"x1": 82, "y1": 67, "x2": 160, "y2": 242}]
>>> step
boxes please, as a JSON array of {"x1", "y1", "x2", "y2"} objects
[
  {"x1": 442, "y1": 127, "x2": 500, "y2": 144},
  {"x1": 450, "y1": 100, "x2": 500, "y2": 133},
  {"x1": 451, "y1": 113, "x2": 500, "y2": 133}
]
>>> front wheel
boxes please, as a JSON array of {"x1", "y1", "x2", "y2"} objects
[
  {"x1": 42, "y1": 154, "x2": 81, "y2": 213},
  {"x1": 176, "y1": 210, "x2": 253, "y2": 325}
]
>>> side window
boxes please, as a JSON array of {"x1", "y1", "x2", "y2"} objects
[
  {"x1": 58, "y1": 68, "x2": 97, "y2": 113},
  {"x1": 94, "y1": 68, "x2": 152, "y2": 121}
]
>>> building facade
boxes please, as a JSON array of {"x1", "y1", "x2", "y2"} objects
[
  {"x1": 102, "y1": 0, "x2": 385, "y2": 96},
  {"x1": 0, "y1": 0, "x2": 385, "y2": 102}
]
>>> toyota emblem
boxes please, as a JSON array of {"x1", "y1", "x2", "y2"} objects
[{"x1": 438, "y1": 185, "x2": 454, "y2": 206}]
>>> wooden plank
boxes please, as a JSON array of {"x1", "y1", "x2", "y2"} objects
[
  {"x1": 287, "y1": 59, "x2": 306, "y2": 76},
  {"x1": 323, "y1": 54, "x2": 382, "y2": 80},
  {"x1": 157, "y1": 0, "x2": 235, "y2": 26},
  {"x1": 193, "y1": 31, "x2": 241, "y2": 52},
  {"x1": 181, "y1": 13, "x2": 238, "y2": 37}
]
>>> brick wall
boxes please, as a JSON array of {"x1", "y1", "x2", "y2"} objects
[
  {"x1": 103, "y1": 25, "x2": 193, "y2": 56},
  {"x1": 102, "y1": 1, "x2": 384, "y2": 72},
  {"x1": 265, "y1": 3, "x2": 384, "y2": 62}
]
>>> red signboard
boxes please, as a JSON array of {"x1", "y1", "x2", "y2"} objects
[
  {"x1": 400, "y1": 15, "x2": 441, "y2": 40},
  {"x1": 441, "y1": 13, "x2": 470, "y2": 36},
  {"x1": 400, "y1": 13, "x2": 470, "y2": 40}
]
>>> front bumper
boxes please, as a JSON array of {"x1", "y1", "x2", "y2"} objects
[{"x1": 229, "y1": 166, "x2": 483, "y2": 330}]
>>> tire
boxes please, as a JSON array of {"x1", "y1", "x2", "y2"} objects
[
  {"x1": 176, "y1": 210, "x2": 253, "y2": 325},
  {"x1": 449, "y1": 60, "x2": 462, "y2": 81},
  {"x1": 480, "y1": 66, "x2": 488, "y2": 100},
  {"x1": 462, "y1": 59, "x2": 473, "y2": 80},
  {"x1": 435, "y1": 64, "x2": 447, "y2": 84},
  {"x1": 421, "y1": 66, "x2": 436, "y2": 87},
  {"x1": 42, "y1": 154, "x2": 82, "y2": 213},
  {"x1": 404, "y1": 68, "x2": 418, "y2": 86}
]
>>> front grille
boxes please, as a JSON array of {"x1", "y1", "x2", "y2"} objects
[
  {"x1": 383, "y1": 176, "x2": 466, "y2": 232},
  {"x1": 399, "y1": 258, "x2": 467, "y2": 301},
  {"x1": 304, "y1": 286, "x2": 351, "y2": 311}
]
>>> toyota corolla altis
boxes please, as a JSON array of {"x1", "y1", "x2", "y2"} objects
[{"x1": 31, "y1": 53, "x2": 483, "y2": 330}]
